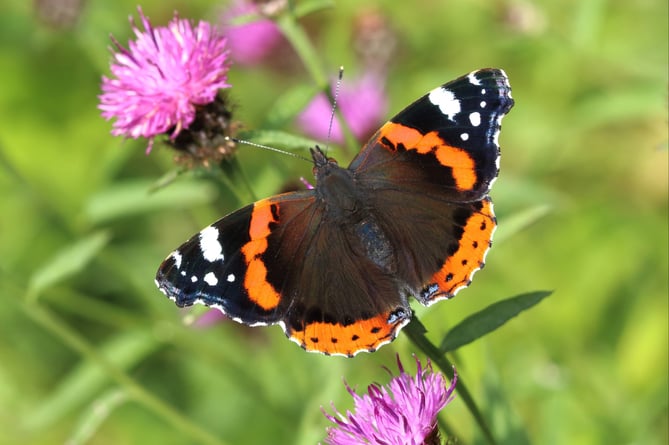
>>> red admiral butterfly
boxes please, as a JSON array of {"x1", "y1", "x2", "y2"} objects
[{"x1": 156, "y1": 68, "x2": 514, "y2": 357}]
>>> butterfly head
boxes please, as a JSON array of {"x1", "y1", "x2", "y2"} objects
[{"x1": 310, "y1": 146, "x2": 340, "y2": 178}]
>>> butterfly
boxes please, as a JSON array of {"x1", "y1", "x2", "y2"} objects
[{"x1": 156, "y1": 68, "x2": 514, "y2": 357}]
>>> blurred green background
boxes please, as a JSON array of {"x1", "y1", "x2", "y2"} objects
[{"x1": 0, "y1": 0, "x2": 666, "y2": 444}]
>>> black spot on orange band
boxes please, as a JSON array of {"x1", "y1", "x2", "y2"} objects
[
  {"x1": 424, "y1": 198, "x2": 495, "y2": 300},
  {"x1": 288, "y1": 309, "x2": 410, "y2": 356}
]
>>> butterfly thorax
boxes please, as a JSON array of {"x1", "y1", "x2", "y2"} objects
[
  {"x1": 311, "y1": 146, "x2": 361, "y2": 220},
  {"x1": 309, "y1": 146, "x2": 396, "y2": 272}
]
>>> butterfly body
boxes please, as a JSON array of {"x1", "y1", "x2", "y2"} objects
[{"x1": 156, "y1": 68, "x2": 514, "y2": 356}]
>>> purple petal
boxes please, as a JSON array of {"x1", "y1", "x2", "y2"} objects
[
  {"x1": 99, "y1": 7, "x2": 231, "y2": 151},
  {"x1": 297, "y1": 74, "x2": 387, "y2": 144},
  {"x1": 323, "y1": 355, "x2": 456, "y2": 445},
  {"x1": 220, "y1": 0, "x2": 283, "y2": 65}
]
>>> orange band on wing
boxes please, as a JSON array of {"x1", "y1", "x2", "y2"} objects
[
  {"x1": 241, "y1": 200, "x2": 281, "y2": 311},
  {"x1": 429, "y1": 198, "x2": 495, "y2": 298},
  {"x1": 379, "y1": 122, "x2": 477, "y2": 191},
  {"x1": 290, "y1": 311, "x2": 408, "y2": 356}
]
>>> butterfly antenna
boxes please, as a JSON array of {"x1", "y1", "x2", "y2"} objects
[
  {"x1": 324, "y1": 66, "x2": 344, "y2": 155},
  {"x1": 225, "y1": 137, "x2": 311, "y2": 163}
]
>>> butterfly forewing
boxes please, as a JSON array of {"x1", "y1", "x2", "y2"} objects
[
  {"x1": 350, "y1": 68, "x2": 513, "y2": 201},
  {"x1": 156, "y1": 193, "x2": 315, "y2": 325}
]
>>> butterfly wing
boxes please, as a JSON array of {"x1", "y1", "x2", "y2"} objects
[
  {"x1": 156, "y1": 191, "x2": 411, "y2": 356},
  {"x1": 267, "y1": 204, "x2": 412, "y2": 356},
  {"x1": 349, "y1": 68, "x2": 513, "y2": 303},
  {"x1": 156, "y1": 68, "x2": 512, "y2": 355},
  {"x1": 155, "y1": 192, "x2": 316, "y2": 326}
]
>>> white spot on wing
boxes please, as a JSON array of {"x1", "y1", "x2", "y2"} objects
[
  {"x1": 469, "y1": 111, "x2": 481, "y2": 127},
  {"x1": 227, "y1": 274, "x2": 235, "y2": 282},
  {"x1": 499, "y1": 69, "x2": 512, "y2": 98},
  {"x1": 493, "y1": 128, "x2": 500, "y2": 146},
  {"x1": 171, "y1": 251, "x2": 182, "y2": 269},
  {"x1": 467, "y1": 71, "x2": 482, "y2": 86},
  {"x1": 480, "y1": 101, "x2": 487, "y2": 108},
  {"x1": 428, "y1": 87, "x2": 460, "y2": 121},
  {"x1": 191, "y1": 275, "x2": 198, "y2": 282},
  {"x1": 460, "y1": 133, "x2": 469, "y2": 141},
  {"x1": 199, "y1": 226, "x2": 225, "y2": 262},
  {"x1": 155, "y1": 279, "x2": 174, "y2": 301},
  {"x1": 493, "y1": 105, "x2": 509, "y2": 147},
  {"x1": 183, "y1": 299, "x2": 271, "y2": 327},
  {"x1": 204, "y1": 272, "x2": 218, "y2": 286}
]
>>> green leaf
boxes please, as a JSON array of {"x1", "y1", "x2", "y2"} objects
[
  {"x1": 236, "y1": 129, "x2": 320, "y2": 152},
  {"x1": 84, "y1": 179, "x2": 217, "y2": 225},
  {"x1": 573, "y1": 85, "x2": 666, "y2": 129},
  {"x1": 263, "y1": 83, "x2": 319, "y2": 129},
  {"x1": 439, "y1": 291, "x2": 553, "y2": 353},
  {"x1": 494, "y1": 204, "x2": 551, "y2": 243},
  {"x1": 276, "y1": 11, "x2": 327, "y2": 89},
  {"x1": 23, "y1": 327, "x2": 160, "y2": 431},
  {"x1": 293, "y1": 0, "x2": 335, "y2": 18},
  {"x1": 67, "y1": 389, "x2": 128, "y2": 445},
  {"x1": 28, "y1": 231, "x2": 110, "y2": 300}
]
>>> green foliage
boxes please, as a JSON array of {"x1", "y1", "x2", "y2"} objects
[
  {"x1": 0, "y1": 0, "x2": 666, "y2": 444},
  {"x1": 439, "y1": 291, "x2": 553, "y2": 353},
  {"x1": 28, "y1": 232, "x2": 111, "y2": 300}
]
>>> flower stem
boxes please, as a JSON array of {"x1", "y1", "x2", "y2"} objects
[
  {"x1": 24, "y1": 302, "x2": 228, "y2": 445},
  {"x1": 275, "y1": 12, "x2": 327, "y2": 90},
  {"x1": 218, "y1": 156, "x2": 257, "y2": 203},
  {"x1": 275, "y1": 9, "x2": 357, "y2": 156},
  {"x1": 404, "y1": 318, "x2": 498, "y2": 445}
]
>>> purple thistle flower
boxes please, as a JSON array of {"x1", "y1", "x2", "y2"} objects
[
  {"x1": 192, "y1": 308, "x2": 229, "y2": 328},
  {"x1": 297, "y1": 74, "x2": 387, "y2": 145},
  {"x1": 220, "y1": 0, "x2": 284, "y2": 66},
  {"x1": 323, "y1": 355, "x2": 457, "y2": 445},
  {"x1": 99, "y1": 7, "x2": 231, "y2": 152}
]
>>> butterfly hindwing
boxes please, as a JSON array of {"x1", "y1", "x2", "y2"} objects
[{"x1": 258, "y1": 182, "x2": 413, "y2": 356}]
